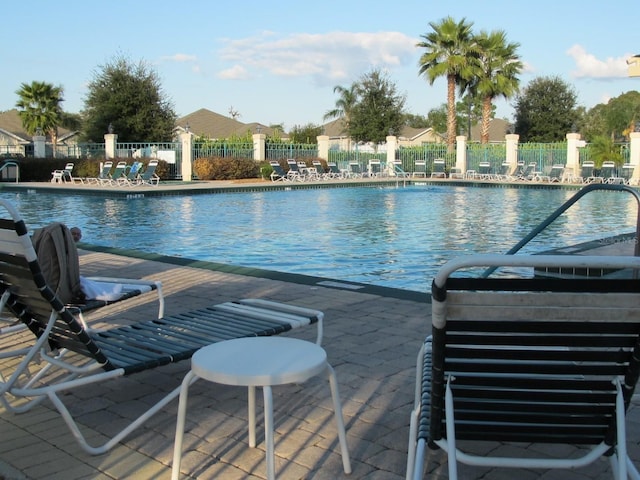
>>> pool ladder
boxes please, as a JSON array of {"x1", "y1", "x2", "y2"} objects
[{"x1": 482, "y1": 183, "x2": 640, "y2": 278}]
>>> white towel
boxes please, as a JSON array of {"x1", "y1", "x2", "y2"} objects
[{"x1": 80, "y1": 276, "x2": 124, "y2": 301}]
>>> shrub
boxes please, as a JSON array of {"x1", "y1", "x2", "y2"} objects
[{"x1": 193, "y1": 157, "x2": 259, "y2": 180}]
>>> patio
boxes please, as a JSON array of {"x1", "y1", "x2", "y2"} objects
[{"x1": 1, "y1": 248, "x2": 639, "y2": 479}]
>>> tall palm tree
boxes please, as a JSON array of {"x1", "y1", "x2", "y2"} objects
[
  {"x1": 324, "y1": 83, "x2": 358, "y2": 149},
  {"x1": 472, "y1": 30, "x2": 523, "y2": 143},
  {"x1": 15, "y1": 81, "x2": 64, "y2": 155},
  {"x1": 417, "y1": 16, "x2": 478, "y2": 150}
]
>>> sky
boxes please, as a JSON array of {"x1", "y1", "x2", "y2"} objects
[{"x1": 2, "y1": 0, "x2": 638, "y2": 132}]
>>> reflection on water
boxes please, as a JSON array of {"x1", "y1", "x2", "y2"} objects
[{"x1": 2, "y1": 185, "x2": 637, "y2": 292}]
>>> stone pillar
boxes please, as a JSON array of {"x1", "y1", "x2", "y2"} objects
[
  {"x1": 253, "y1": 133, "x2": 266, "y2": 162},
  {"x1": 180, "y1": 132, "x2": 193, "y2": 181},
  {"x1": 33, "y1": 133, "x2": 46, "y2": 158},
  {"x1": 505, "y1": 134, "x2": 519, "y2": 172},
  {"x1": 386, "y1": 135, "x2": 397, "y2": 175},
  {"x1": 630, "y1": 132, "x2": 640, "y2": 184},
  {"x1": 317, "y1": 135, "x2": 330, "y2": 162},
  {"x1": 565, "y1": 132, "x2": 584, "y2": 179},
  {"x1": 455, "y1": 136, "x2": 467, "y2": 173},
  {"x1": 104, "y1": 133, "x2": 118, "y2": 160}
]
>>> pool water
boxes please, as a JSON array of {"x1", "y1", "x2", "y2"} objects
[{"x1": 2, "y1": 185, "x2": 637, "y2": 292}]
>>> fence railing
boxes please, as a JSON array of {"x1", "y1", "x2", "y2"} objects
[
  {"x1": 517, "y1": 143, "x2": 567, "y2": 173},
  {"x1": 466, "y1": 143, "x2": 507, "y2": 172},
  {"x1": 193, "y1": 142, "x2": 253, "y2": 159},
  {"x1": 266, "y1": 143, "x2": 318, "y2": 160}
]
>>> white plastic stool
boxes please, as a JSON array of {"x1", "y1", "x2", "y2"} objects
[{"x1": 171, "y1": 336, "x2": 351, "y2": 479}]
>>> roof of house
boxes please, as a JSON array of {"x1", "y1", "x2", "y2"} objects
[
  {"x1": 0, "y1": 109, "x2": 77, "y2": 142},
  {"x1": 175, "y1": 109, "x2": 275, "y2": 138},
  {"x1": 469, "y1": 118, "x2": 510, "y2": 143}
]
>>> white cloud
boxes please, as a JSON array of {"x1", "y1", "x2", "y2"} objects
[
  {"x1": 217, "y1": 64, "x2": 250, "y2": 80},
  {"x1": 161, "y1": 53, "x2": 198, "y2": 63},
  {"x1": 566, "y1": 45, "x2": 630, "y2": 79},
  {"x1": 217, "y1": 31, "x2": 417, "y2": 86}
]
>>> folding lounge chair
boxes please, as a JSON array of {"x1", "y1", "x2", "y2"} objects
[
  {"x1": 269, "y1": 160, "x2": 288, "y2": 182},
  {"x1": 368, "y1": 159, "x2": 383, "y2": 177},
  {"x1": 581, "y1": 161, "x2": 600, "y2": 183},
  {"x1": 407, "y1": 253, "x2": 640, "y2": 480},
  {"x1": 327, "y1": 162, "x2": 346, "y2": 179},
  {"x1": 51, "y1": 163, "x2": 78, "y2": 184},
  {"x1": 137, "y1": 159, "x2": 160, "y2": 186},
  {"x1": 602, "y1": 161, "x2": 625, "y2": 184},
  {"x1": 312, "y1": 160, "x2": 331, "y2": 180},
  {"x1": 285, "y1": 159, "x2": 305, "y2": 181},
  {"x1": 622, "y1": 163, "x2": 636, "y2": 185},
  {"x1": 117, "y1": 161, "x2": 144, "y2": 186},
  {"x1": 411, "y1": 160, "x2": 426, "y2": 178},
  {"x1": 348, "y1": 162, "x2": 365, "y2": 178},
  {"x1": 475, "y1": 161, "x2": 492, "y2": 180},
  {"x1": 517, "y1": 162, "x2": 537, "y2": 180},
  {"x1": 430, "y1": 159, "x2": 446, "y2": 178},
  {"x1": 0, "y1": 199, "x2": 323, "y2": 455},
  {"x1": 85, "y1": 161, "x2": 113, "y2": 185},
  {"x1": 99, "y1": 161, "x2": 127, "y2": 186}
]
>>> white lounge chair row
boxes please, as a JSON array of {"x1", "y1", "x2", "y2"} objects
[{"x1": 51, "y1": 160, "x2": 160, "y2": 186}]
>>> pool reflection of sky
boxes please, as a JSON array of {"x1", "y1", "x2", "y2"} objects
[{"x1": 4, "y1": 185, "x2": 637, "y2": 292}]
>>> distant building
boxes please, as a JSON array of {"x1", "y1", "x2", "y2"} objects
[{"x1": 174, "y1": 109, "x2": 278, "y2": 139}]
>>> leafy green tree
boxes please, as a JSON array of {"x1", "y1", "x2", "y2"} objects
[
  {"x1": 456, "y1": 94, "x2": 485, "y2": 139},
  {"x1": 324, "y1": 84, "x2": 358, "y2": 126},
  {"x1": 589, "y1": 135, "x2": 624, "y2": 167},
  {"x1": 289, "y1": 123, "x2": 323, "y2": 144},
  {"x1": 471, "y1": 30, "x2": 522, "y2": 143},
  {"x1": 425, "y1": 104, "x2": 449, "y2": 134},
  {"x1": 513, "y1": 76, "x2": 578, "y2": 142},
  {"x1": 403, "y1": 113, "x2": 430, "y2": 129},
  {"x1": 82, "y1": 55, "x2": 176, "y2": 142},
  {"x1": 15, "y1": 81, "x2": 64, "y2": 152},
  {"x1": 603, "y1": 91, "x2": 640, "y2": 140},
  {"x1": 347, "y1": 69, "x2": 406, "y2": 145},
  {"x1": 417, "y1": 16, "x2": 478, "y2": 149}
]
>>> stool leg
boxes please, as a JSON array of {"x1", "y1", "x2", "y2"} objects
[
  {"x1": 248, "y1": 385, "x2": 256, "y2": 447},
  {"x1": 172, "y1": 371, "x2": 198, "y2": 480},
  {"x1": 263, "y1": 385, "x2": 275, "y2": 480},
  {"x1": 327, "y1": 363, "x2": 352, "y2": 474}
]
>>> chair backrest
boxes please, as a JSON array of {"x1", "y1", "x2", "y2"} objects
[
  {"x1": 0, "y1": 200, "x2": 112, "y2": 368},
  {"x1": 368, "y1": 159, "x2": 381, "y2": 174},
  {"x1": 414, "y1": 160, "x2": 426, "y2": 172},
  {"x1": 581, "y1": 161, "x2": 594, "y2": 177},
  {"x1": 601, "y1": 161, "x2": 616, "y2": 176},
  {"x1": 126, "y1": 162, "x2": 143, "y2": 179},
  {"x1": 64, "y1": 163, "x2": 74, "y2": 172},
  {"x1": 430, "y1": 254, "x2": 640, "y2": 448},
  {"x1": 432, "y1": 159, "x2": 444, "y2": 171},
  {"x1": 312, "y1": 160, "x2": 326, "y2": 174},
  {"x1": 549, "y1": 164, "x2": 564, "y2": 177},
  {"x1": 478, "y1": 162, "x2": 491, "y2": 173},
  {"x1": 269, "y1": 160, "x2": 286, "y2": 175},
  {"x1": 110, "y1": 161, "x2": 128, "y2": 179},
  {"x1": 140, "y1": 159, "x2": 158, "y2": 180},
  {"x1": 349, "y1": 162, "x2": 362, "y2": 174},
  {"x1": 328, "y1": 162, "x2": 341, "y2": 174},
  {"x1": 286, "y1": 159, "x2": 300, "y2": 172},
  {"x1": 98, "y1": 161, "x2": 113, "y2": 178}
]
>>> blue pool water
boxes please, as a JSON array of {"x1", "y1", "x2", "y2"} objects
[{"x1": 1, "y1": 185, "x2": 637, "y2": 292}]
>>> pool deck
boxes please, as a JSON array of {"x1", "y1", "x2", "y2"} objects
[{"x1": 0, "y1": 179, "x2": 639, "y2": 479}]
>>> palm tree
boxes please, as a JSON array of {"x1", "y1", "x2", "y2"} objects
[
  {"x1": 15, "y1": 81, "x2": 64, "y2": 155},
  {"x1": 472, "y1": 30, "x2": 523, "y2": 143},
  {"x1": 417, "y1": 16, "x2": 478, "y2": 150},
  {"x1": 324, "y1": 83, "x2": 358, "y2": 149}
]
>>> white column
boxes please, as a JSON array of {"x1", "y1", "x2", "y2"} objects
[
  {"x1": 630, "y1": 132, "x2": 640, "y2": 183},
  {"x1": 565, "y1": 132, "x2": 583, "y2": 178},
  {"x1": 180, "y1": 132, "x2": 193, "y2": 181},
  {"x1": 317, "y1": 135, "x2": 329, "y2": 162},
  {"x1": 33, "y1": 133, "x2": 46, "y2": 158},
  {"x1": 104, "y1": 133, "x2": 117, "y2": 160},
  {"x1": 386, "y1": 135, "x2": 397, "y2": 175},
  {"x1": 253, "y1": 133, "x2": 266, "y2": 162},
  {"x1": 505, "y1": 134, "x2": 519, "y2": 172},
  {"x1": 455, "y1": 136, "x2": 467, "y2": 173}
]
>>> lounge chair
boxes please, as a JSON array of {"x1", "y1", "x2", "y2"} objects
[
  {"x1": 51, "y1": 163, "x2": 78, "y2": 184},
  {"x1": 368, "y1": 159, "x2": 383, "y2": 177},
  {"x1": 285, "y1": 159, "x2": 305, "y2": 181},
  {"x1": 100, "y1": 161, "x2": 127, "y2": 186},
  {"x1": 602, "y1": 161, "x2": 625, "y2": 184},
  {"x1": 327, "y1": 162, "x2": 346, "y2": 179},
  {"x1": 517, "y1": 162, "x2": 537, "y2": 180},
  {"x1": 537, "y1": 164, "x2": 564, "y2": 182},
  {"x1": 269, "y1": 160, "x2": 288, "y2": 182},
  {"x1": 412, "y1": 160, "x2": 427, "y2": 178},
  {"x1": 449, "y1": 167, "x2": 464, "y2": 179},
  {"x1": 312, "y1": 160, "x2": 331, "y2": 180},
  {"x1": 137, "y1": 159, "x2": 160, "y2": 186},
  {"x1": 0, "y1": 199, "x2": 323, "y2": 455},
  {"x1": 117, "y1": 161, "x2": 144, "y2": 186},
  {"x1": 581, "y1": 161, "x2": 601, "y2": 183},
  {"x1": 430, "y1": 159, "x2": 446, "y2": 178},
  {"x1": 407, "y1": 253, "x2": 640, "y2": 480},
  {"x1": 622, "y1": 163, "x2": 636, "y2": 185},
  {"x1": 348, "y1": 162, "x2": 365, "y2": 178},
  {"x1": 85, "y1": 161, "x2": 113, "y2": 185},
  {"x1": 475, "y1": 161, "x2": 492, "y2": 180}
]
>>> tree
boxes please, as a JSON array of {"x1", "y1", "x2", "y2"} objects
[
  {"x1": 289, "y1": 123, "x2": 323, "y2": 144},
  {"x1": 323, "y1": 84, "x2": 358, "y2": 127},
  {"x1": 425, "y1": 104, "x2": 449, "y2": 134},
  {"x1": 589, "y1": 135, "x2": 624, "y2": 168},
  {"x1": 417, "y1": 16, "x2": 478, "y2": 150},
  {"x1": 347, "y1": 69, "x2": 406, "y2": 145},
  {"x1": 456, "y1": 94, "x2": 485, "y2": 140},
  {"x1": 403, "y1": 113, "x2": 430, "y2": 129},
  {"x1": 82, "y1": 55, "x2": 176, "y2": 142},
  {"x1": 15, "y1": 81, "x2": 64, "y2": 153},
  {"x1": 513, "y1": 76, "x2": 578, "y2": 142},
  {"x1": 471, "y1": 30, "x2": 522, "y2": 143}
]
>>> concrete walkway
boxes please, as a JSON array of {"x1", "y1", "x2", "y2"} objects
[{"x1": 1, "y1": 248, "x2": 639, "y2": 479}]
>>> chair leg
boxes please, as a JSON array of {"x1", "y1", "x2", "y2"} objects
[
  {"x1": 248, "y1": 385, "x2": 257, "y2": 447},
  {"x1": 327, "y1": 363, "x2": 352, "y2": 474},
  {"x1": 444, "y1": 376, "x2": 458, "y2": 480},
  {"x1": 172, "y1": 371, "x2": 198, "y2": 480}
]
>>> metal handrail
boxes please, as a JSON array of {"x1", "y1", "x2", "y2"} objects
[
  {"x1": 482, "y1": 183, "x2": 640, "y2": 277},
  {"x1": 0, "y1": 161, "x2": 20, "y2": 183}
]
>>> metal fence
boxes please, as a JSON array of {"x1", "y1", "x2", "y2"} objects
[
  {"x1": 266, "y1": 143, "x2": 317, "y2": 160},
  {"x1": 517, "y1": 143, "x2": 567, "y2": 173},
  {"x1": 466, "y1": 143, "x2": 507, "y2": 172},
  {"x1": 193, "y1": 142, "x2": 253, "y2": 160},
  {"x1": 54, "y1": 143, "x2": 106, "y2": 159},
  {"x1": 396, "y1": 144, "x2": 452, "y2": 175}
]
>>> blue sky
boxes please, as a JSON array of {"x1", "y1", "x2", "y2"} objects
[{"x1": 2, "y1": 0, "x2": 638, "y2": 131}]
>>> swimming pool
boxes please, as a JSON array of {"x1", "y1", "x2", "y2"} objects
[{"x1": 2, "y1": 185, "x2": 637, "y2": 292}]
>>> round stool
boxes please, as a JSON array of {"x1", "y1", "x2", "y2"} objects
[{"x1": 171, "y1": 337, "x2": 351, "y2": 480}]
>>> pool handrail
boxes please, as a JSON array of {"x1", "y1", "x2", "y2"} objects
[
  {"x1": 482, "y1": 183, "x2": 640, "y2": 277},
  {"x1": 0, "y1": 161, "x2": 19, "y2": 183}
]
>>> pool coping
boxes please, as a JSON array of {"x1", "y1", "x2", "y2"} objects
[{"x1": 80, "y1": 243, "x2": 428, "y2": 302}]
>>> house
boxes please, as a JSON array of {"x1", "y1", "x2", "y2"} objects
[
  {"x1": 0, "y1": 109, "x2": 80, "y2": 157},
  {"x1": 174, "y1": 109, "x2": 277, "y2": 139},
  {"x1": 469, "y1": 117, "x2": 510, "y2": 143}
]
